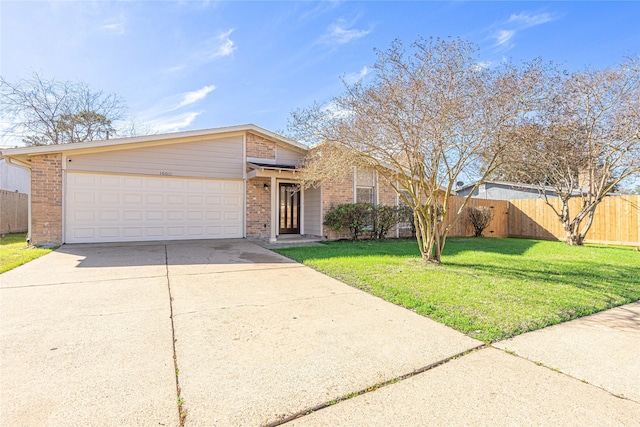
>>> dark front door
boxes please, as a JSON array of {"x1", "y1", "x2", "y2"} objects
[{"x1": 279, "y1": 183, "x2": 300, "y2": 234}]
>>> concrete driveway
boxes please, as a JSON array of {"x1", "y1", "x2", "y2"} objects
[{"x1": 1, "y1": 240, "x2": 638, "y2": 426}]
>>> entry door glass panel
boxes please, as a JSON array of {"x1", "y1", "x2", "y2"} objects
[{"x1": 279, "y1": 183, "x2": 300, "y2": 234}]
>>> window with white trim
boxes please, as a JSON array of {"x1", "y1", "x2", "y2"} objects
[
  {"x1": 355, "y1": 167, "x2": 376, "y2": 204},
  {"x1": 356, "y1": 186, "x2": 374, "y2": 204}
]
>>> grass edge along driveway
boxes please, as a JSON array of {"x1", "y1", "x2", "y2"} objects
[
  {"x1": 276, "y1": 238, "x2": 640, "y2": 343},
  {"x1": 0, "y1": 233, "x2": 53, "y2": 274}
]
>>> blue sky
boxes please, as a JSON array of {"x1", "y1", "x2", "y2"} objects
[{"x1": 1, "y1": 1, "x2": 639, "y2": 141}]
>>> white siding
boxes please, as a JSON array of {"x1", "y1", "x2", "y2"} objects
[
  {"x1": 67, "y1": 136, "x2": 244, "y2": 179},
  {"x1": 304, "y1": 186, "x2": 322, "y2": 237},
  {"x1": 0, "y1": 159, "x2": 29, "y2": 194},
  {"x1": 276, "y1": 146, "x2": 304, "y2": 166}
]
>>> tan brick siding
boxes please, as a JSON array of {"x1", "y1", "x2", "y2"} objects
[
  {"x1": 246, "y1": 132, "x2": 276, "y2": 160},
  {"x1": 0, "y1": 190, "x2": 28, "y2": 234},
  {"x1": 322, "y1": 171, "x2": 403, "y2": 240},
  {"x1": 246, "y1": 177, "x2": 271, "y2": 239},
  {"x1": 321, "y1": 173, "x2": 354, "y2": 240},
  {"x1": 377, "y1": 177, "x2": 397, "y2": 206},
  {"x1": 31, "y1": 154, "x2": 62, "y2": 246}
]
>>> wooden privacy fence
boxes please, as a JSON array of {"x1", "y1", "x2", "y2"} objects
[
  {"x1": 443, "y1": 195, "x2": 639, "y2": 245},
  {"x1": 444, "y1": 197, "x2": 510, "y2": 238},
  {"x1": 0, "y1": 190, "x2": 28, "y2": 234},
  {"x1": 508, "y1": 195, "x2": 640, "y2": 245}
]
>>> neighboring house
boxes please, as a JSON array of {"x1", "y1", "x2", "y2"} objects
[
  {"x1": 0, "y1": 124, "x2": 399, "y2": 246},
  {"x1": 455, "y1": 181, "x2": 561, "y2": 200},
  {"x1": 0, "y1": 156, "x2": 30, "y2": 194}
]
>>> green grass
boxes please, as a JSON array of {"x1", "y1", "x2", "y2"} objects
[
  {"x1": 0, "y1": 233, "x2": 53, "y2": 274},
  {"x1": 276, "y1": 238, "x2": 640, "y2": 343}
]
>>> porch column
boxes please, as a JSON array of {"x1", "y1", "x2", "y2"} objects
[{"x1": 269, "y1": 176, "x2": 277, "y2": 243}]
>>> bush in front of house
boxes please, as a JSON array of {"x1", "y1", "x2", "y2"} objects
[
  {"x1": 467, "y1": 206, "x2": 494, "y2": 237},
  {"x1": 324, "y1": 203, "x2": 408, "y2": 241},
  {"x1": 323, "y1": 203, "x2": 372, "y2": 241}
]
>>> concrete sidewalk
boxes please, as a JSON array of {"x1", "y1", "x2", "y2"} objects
[
  {"x1": 494, "y1": 301, "x2": 640, "y2": 402},
  {"x1": 1, "y1": 240, "x2": 638, "y2": 426}
]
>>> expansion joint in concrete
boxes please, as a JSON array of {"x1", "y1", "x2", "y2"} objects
[
  {"x1": 266, "y1": 344, "x2": 488, "y2": 427},
  {"x1": 164, "y1": 245, "x2": 186, "y2": 425}
]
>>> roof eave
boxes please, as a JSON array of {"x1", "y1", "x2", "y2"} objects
[{"x1": 0, "y1": 124, "x2": 308, "y2": 159}]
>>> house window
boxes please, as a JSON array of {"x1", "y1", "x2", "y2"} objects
[
  {"x1": 356, "y1": 186, "x2": 374, "y2": 204},
  {"x1": 355, "y1": 167, "x2": 376, "y2": 204}
]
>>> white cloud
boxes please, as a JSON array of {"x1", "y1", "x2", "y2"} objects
[
  {"x1": 147, "y1": 112, "x2": 202, "y2": 133},
  {"x1": 507, "y1": 12, "x2": 556, "y2": 28},
  {"x1": 170, "y1": 29, "x2": 236, "y2": 72},
  {"x1": 491, "y1": 11, "x2": 558, "y2": 50},
  {"x1": 474, "y1": 61, "x2": 492, "y2": 71},
  {"x1": 343, "y1": 66, "x2": 371, "y2": 84},
  {"x1": 199, "y1": 29, "x2": 236, "y2": 62},
  {"x1": 101, "y1": 22, "x2": 125, "y2": 35},
  {"x1": 320, "y1": 19, "x2": 370, "y2": 45},
  {"x1": 136, "y1": 85, "x2": 216, "y2": 133},
  {"x1": 178, "y1": 85, "x2": 216, "y2": 109},
  {"x1": 494, "y1": 30, "x2": 515, "y2": 47},
  {"x1": 321, "y1": 100, "x2": 352, "y2": 120}
]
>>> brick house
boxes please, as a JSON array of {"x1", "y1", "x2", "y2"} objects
[{"x1": 0, "y1": 124, "x2": 403, "y2": 246}]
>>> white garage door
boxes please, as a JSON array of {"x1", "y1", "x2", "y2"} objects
[{"x1": 65, "y1": 172, "x2": 243, "y2": 243}]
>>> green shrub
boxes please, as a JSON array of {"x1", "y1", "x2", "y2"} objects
[
  {"x1": 324, "y1": 203, "x2": 408, "y2": 241},
  {"x1": 372, "y1": 205, "x2": 397, "y2": 239},
  {"x1": 324, "y1": 203, "x2": 373, "y2": 241}
]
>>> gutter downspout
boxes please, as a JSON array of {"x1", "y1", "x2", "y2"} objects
[{"x1": 4, "y1": 157, "x2": 32, "y2": 244}]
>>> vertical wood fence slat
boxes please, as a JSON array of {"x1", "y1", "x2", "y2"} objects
[{"x1": 0, "y1": 190, "x2": 29, "y2": 234}]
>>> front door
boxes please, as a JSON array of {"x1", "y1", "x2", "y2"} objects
[{"x1": 279, "y1": 183, "x2": 300, "y2": 234}]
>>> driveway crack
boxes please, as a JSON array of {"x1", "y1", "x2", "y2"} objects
[
  {"x1": 165, "y1": 245, "x2": 186, "y2": 425},
  {"x1": 266, "y1": 344, "x2": 487, "y2": 427}
]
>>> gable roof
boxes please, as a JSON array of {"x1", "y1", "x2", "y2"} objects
[{"x1": 0, "y1": 124, "x2": 307, "y2": 165}]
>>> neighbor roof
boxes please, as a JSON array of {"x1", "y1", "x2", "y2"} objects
[{"x1": 456, "y1": 180, "x2": 554, "y2": 193}]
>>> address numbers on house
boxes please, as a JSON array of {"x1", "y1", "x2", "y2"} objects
[{"x1": 159, "y1": 171, "x2": 173, "y2": 176}]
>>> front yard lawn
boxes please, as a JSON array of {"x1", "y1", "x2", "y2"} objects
[
  {"x1": 276, "y1": 238, "x2": 640, "y2": 343},
  {"x1": 0, "y1": 233, "x2": 53, "y2": 274}
]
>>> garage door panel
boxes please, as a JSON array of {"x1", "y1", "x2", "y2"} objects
[
  {"x1": 65, "y1": 173, "x2": 243, "y2": 243},
  {"x1": 167, "y1": 195, "x2": 184, "y2": 205},
  {"x1": 99, "y1": 228, "x2": 119, "y2": 238},
  {"x1": 100, "y1": 193, "x2": 119, "y2": 204}
]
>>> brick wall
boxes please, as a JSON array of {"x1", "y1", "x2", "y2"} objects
[
  {"x1": 321, "y1": 173, "x2": 355, "y2": 240},
  {"x1": 246, "y1": 177, "x2": 271, "y2": 239},
  {"x1": 246, "y1": 133, "x2": 276, "y2": 160},
  {"x1": 378, "y1": 176, "x2": 397, "y2": 206},
  {"x1": 31, "y1": 154, "x2": 62, "y2": 246}
]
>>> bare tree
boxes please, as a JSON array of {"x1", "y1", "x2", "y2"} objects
[
  {"x1": 289, "y1": 37, "x2": 540, "y2": 263},
  {"x1": 0, "y1": 73, "x2": 126, "y2": 146},
  {"x1": 467, "y1": 206, "x2": 494, "y2": 237},
  {"x1": 498, "y1": 58, "x2": 640, "y2": 245}
]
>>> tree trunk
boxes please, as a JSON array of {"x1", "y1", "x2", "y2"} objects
[
  {"x1": 563, "y1": 220, "x2": 585, "y2": 246},
  {"x1": 414, "y1": 207, "x2": 441, "y2": 263}
]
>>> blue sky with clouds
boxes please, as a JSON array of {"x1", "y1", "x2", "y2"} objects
[{"x1": 1, "y1": 1, "x2": 638, "y2": 140}]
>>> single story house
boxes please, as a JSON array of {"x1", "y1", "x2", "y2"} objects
[
  {"x1": 0, "y1": 124, "x2": 398, "y2": 246},
  {"x1": 455, "y1": 181, "x2": 561, "y2": 200}
]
